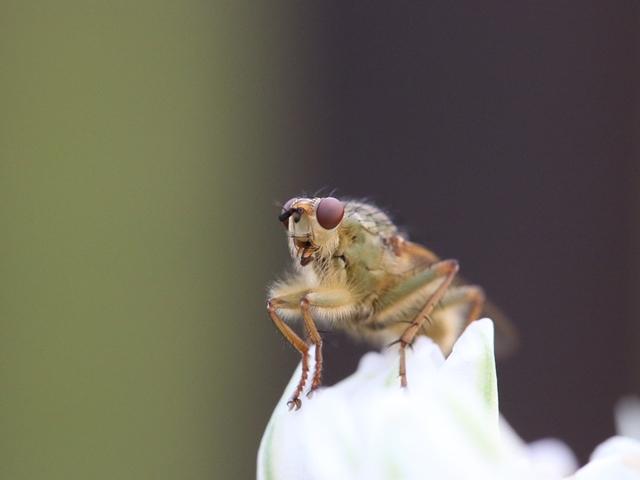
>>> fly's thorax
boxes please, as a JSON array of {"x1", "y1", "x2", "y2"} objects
[
  {"x1": 308, "y1": 223, "x2": 394, "y2": 298},
  {"x1": 338, "y1": 221, "x2": 388, "y2": 270}
]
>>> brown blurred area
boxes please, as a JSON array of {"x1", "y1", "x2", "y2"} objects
[{"x1": 0, "y1": 2, "x2": 637, "y2": 478}]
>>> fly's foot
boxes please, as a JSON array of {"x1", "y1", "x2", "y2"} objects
[
  {"x1": 286, "y1": 351, "x2": 310, "y2": 411},
  {"x1": 306, "y1": 342, "x2": 323, "y2": 398},
  {"x1": 307, "y1": 376, "x2": 322, "y2": 398},
  {"x1": 287, "y1": 397, "x2": 302, "y2": 411}
]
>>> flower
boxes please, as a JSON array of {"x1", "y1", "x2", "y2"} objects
[
  {"x1": 257, "y1": 319, "x2": 640, "y2": 479},
  {"x1": 259, "y1": 320, "x2": 546, "y2": 479}
]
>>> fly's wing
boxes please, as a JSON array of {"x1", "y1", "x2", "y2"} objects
[{"x1": 394, "y1": 237, "x2": 519, "y2": 357}]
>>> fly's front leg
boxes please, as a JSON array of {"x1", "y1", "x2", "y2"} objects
[
  {"x1": 298, "y1": 288, "x2": 355, "y2": 397},
  {"x1": 300, "y1": 298, "x2": 323, "y2": 397},
  {"x1": 267, "y1": 298, "x2": 309, "y2": 410},
  {"x1": 268, "y1": 288, "x2": 355, "y2": 409}
]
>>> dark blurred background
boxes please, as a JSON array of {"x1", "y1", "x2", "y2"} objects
[
  {"x1": 299, "y1": 0, "x2": 640, "y2": 466},
  {"x1": 0, "y1": 2, "x2": 637, "y2": 479}
]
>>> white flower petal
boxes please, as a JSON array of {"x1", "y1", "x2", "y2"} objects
[
  {"x1": 258, "y1": 319, "x2": 559, "y2": 480},
  {"x1": 526, "y1": 438, "x2": 578, "y2": 477},
  {"x1": 570, "y1": 455, "x2": 640, "y2": 480},
  {"x1": 617, "y1": 397, "x2": 640, "y2": 440},
  {"x1": 567, "y1": 436, "x2": 640, "y2": 480},
  {"x1": 590, "y1": 436, "x2": 640, "y2": 463},
  {"x1": 441, "y1": 318, "x2": 499, "y2": 418}
]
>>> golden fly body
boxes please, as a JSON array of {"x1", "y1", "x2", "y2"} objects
[{"x1": 268, "y1": 196, "x2": 512, "y2": 410}]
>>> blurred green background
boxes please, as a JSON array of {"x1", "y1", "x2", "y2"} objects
[{"x1": 0, "y1": 2, "x2": 304, "y2": 478}]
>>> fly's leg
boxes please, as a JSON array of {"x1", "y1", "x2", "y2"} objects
[
  {"x1": 300, "y1": 298, "x2": 323, "y2": 397},
  {"x1": 440, "y1": 285, "x2": 486, "y2": 326},
  {"x1": 395, "y1": 259, "x2": 460, "y2": 387},
  {"x1": 268, "y1": 288, "x2": 355, "y2": 409},
  {"x1": 417, "y1": 285, "x2": 487, "y2": 355},
  {"x1": 267, "y1": 299, "x2": 309, "y2": 410}
]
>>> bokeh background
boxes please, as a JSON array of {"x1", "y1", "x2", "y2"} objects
[{"x1": 0, "y1": 2, "x2": 638, "y2": 478}]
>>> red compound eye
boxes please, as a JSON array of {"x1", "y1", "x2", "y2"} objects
[{"x1": 316, "y1": 197, "x2": 344, "y2": 230}]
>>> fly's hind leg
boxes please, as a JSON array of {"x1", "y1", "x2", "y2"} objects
[
  {"x1": 376, "y1": 259, "x2": 460, "y2": 388},
  {"x1": 442, "y1": 285, "x2": 486, "y2": 327},
  {"x1": 422, "y1": 285, "x2": 486, "y2": 356},
  {"x1": 268, "y1": 287, "x2": 355, "y2": 409}
]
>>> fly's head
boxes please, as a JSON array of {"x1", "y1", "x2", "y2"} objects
[{"x1": 278, "y1": 196, "x2": 345, "y2": 267}]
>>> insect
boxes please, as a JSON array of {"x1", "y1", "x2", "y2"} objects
[{"x1": 268, "y1": 196, "x2": 514, "y2": 410}]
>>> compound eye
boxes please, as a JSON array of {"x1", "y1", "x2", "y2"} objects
[
  {"x1": 316, "y1": 197, "x2": 344, "y2": 230},
  {"x1": 279, "y1": 197, "x2": 296, "y2": 228}
]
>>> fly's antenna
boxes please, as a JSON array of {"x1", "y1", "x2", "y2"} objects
[{"x1": 278, "y1": 208, "x2": 294, "y2": 223}]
